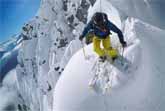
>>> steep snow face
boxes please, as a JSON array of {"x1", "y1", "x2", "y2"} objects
[
  {"x1": 53, "y1": 18, "x2": 165, "y2": 111},
  {"x1": 109, "y1": 0, "x2": 165, "y2": 29},
  {"x1": 15, "y1": 0, "x2": 96, "y2": 111}
]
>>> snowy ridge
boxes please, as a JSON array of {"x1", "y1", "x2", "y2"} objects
[
  {"x1": 13, "y1": 0, "x2": 96, "y2": 111},
  {"x1": 53, "y1": 18, "x2": 165, "y2": 111},
  {"x1": 1, "y1": 0, "x2": 165, "y2": 111}
]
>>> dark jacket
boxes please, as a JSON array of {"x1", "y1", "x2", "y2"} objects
[{"x1": 81, "y1": 20, "x2": 125, "y2": 43}]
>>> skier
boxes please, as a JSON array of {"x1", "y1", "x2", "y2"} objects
[{"x1": 79, "y1": 12, "x2": 127, "y2": 62}]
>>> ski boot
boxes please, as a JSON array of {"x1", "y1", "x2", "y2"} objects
[
  {"x1": 112, "y1": 56, "x2": 118, "y2": 62},
  {"x1": 99, "y1": 56, "x2": 106, "y2": 62}
]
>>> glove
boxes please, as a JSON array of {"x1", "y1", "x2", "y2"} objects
[
  {"x1": 121, "y1": 41, "x2": 127, "y2": 48},
  {"x1": 79, "y1": 35, "x2": 84, "y2": 41}
]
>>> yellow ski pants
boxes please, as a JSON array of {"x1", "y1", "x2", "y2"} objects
[{"x1": 93, "y1": 36, "x2": 118, "y2": 58}]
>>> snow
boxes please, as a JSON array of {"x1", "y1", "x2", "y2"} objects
[
  {"x1": 59, "y1": 38, "x2": 82, "y2": 69},
  {"x1": 0, "y1": 47, "x2": 4, "y2": 52},
  {"x1": 2, "y1": 69, "x2": 17, "y2": 88},
  {"x1": 1, "y1": 0, "x2": 165, "y2": 111},
  {"x1": 53, "y1": 18, "x2": 165, "y2": 111},
  {"x1": 12, "y1": 0, "x2": 95, "y2": 111},
  {"x1": 0, "y1": 87, "x2": 18, "y2": 111},
  {"x1": 0, "y1": 69, "x2": 18, "y2": 111},
  {"x1": 109, "y1": 0, "x2": 165, "y2": 29}
]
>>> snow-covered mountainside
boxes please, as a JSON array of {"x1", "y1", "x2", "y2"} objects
[
  {"x1": 53, "y1": 18, "x2": 165, "y2": 111},
  {"x1": 1, "y1": 0, "x2": 165, "y2": 111},
  {"x1": 0, "y1": 35, "x2": 22, "y2": 82},
  {"x1": 109, "y1": 0, "x2": 165, "y2": 29},
  {"x1": 14, "y1": 0, "x2": 96, "y2": 111}
]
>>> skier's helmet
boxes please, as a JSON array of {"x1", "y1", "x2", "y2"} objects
[{"x1": 92, "y1": 12, "x2": 108, "y2": 28}]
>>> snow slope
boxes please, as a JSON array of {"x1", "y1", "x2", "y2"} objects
[
  {"x1": 1, "y1": 0, "x2": 165, "y2": 111},
  {"x1": 14, "y1": 0, "x2": 96, "y2": 111},
  {"x1": 53, "y1": 18, "x2": 165, "y2": 111},
  {"x1": 109, "y1": 0, "x2": 165, "y2": 29}
]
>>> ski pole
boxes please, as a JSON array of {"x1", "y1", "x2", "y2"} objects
[
  {"x1": 121, "y1": 47, "x2": 124, "y2": 65},
  {"x1": 122, "y1": 47, "x2": 124, "y2": 58},
  {"x1": 81, "y1": 41, "x2": 86, "y2": 59}
]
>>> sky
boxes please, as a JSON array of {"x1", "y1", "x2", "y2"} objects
[{"x1": 0, "y1": 0, "x2": 41, "y2": 42}]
